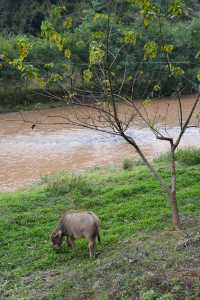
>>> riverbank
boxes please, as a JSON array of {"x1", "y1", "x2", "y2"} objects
[
  {"x1": 0, "y1": 89, "x2": 198, "y2": 114},
  {"x1": 1, "y1": 95, "x2": 200, "y2": 192},
  {"x1": 0, "y1": 88, "x2": 66, "y2": 114},
  {"x1": 1, "y1": 150, "x2": 200, "y2": 299}
]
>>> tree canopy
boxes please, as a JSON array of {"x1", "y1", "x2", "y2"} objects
[{"x1": 0, "y1": 0, "x2": 200, "y2": 108}]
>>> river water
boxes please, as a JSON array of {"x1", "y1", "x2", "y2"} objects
[{"x1": 0, "y1": 95, "x2": 200, "y2": 191}]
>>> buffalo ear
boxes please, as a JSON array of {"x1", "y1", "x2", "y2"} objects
[
  {"x1": 51, "y1": 229, "x2": 62, "y2": 240},
  {"x1": 57, "y1": 230, "x2": 62, "y2": 238}
]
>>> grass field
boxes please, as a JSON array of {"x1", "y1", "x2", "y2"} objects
[{"x1": 1, "y1": 150, "x2": 200, "y2": 299}]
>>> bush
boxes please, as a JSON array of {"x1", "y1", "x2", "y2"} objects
[{"x1": 123, "y1": 159, "x2": 134, "y2": 170}]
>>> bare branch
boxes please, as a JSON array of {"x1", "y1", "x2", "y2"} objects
[
  {"x1": 174, "y1": 93, "x2": 200, "y2": 150},
  {"x1": 177, "y1": 89, "x2": 183, "y2": 130}
]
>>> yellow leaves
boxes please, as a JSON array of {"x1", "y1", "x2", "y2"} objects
[
  {"x1": 10, "y1": 58, "x2": 25, "y2": 72},
  {"x1": 135, "y1": 0, "x2": 160, "y2": 27},
  {"x1": 68, "y1": 91, "x2": 77, "y2": 100},
  {"x1": 168, "y1": 65, "x2": 184, "y2": 77},
  {"x1": 143, "y1": 17, "x2": 151, "y2": 28},
  {"x1": 92, "y1": 31, "x2": 106, "y2": 41},
  {"x1": 37, "y1": 78, "x2": 47, "y2": 89},
  {"x1": 63, "y1": 63, "x2": 72, "y2": 73},
  {"x1": 41, "y1": 21, "x2": 54, "y2": 39},
  {"x1": 64, "y1": 49, "x2": 71, "y2": 60},
  {"x1": 153, "y1": 84, "x2": 161, "y2": 92},
  {"x1": 143, "y1": 98, "x2": 152, "y2": 107},
  {"x1": 16, "y1": 37, "x2": 32, "y2": 61},
  {"x1": 10, "y1": 56, "x2": 40, "y2": 82},
  {"x1": 64, "y1": 91, "x2": 77, "y2": 103},
  {"x1": 197, "y1": 70, "x2": 200, "y2": 82},
  {"x1": 44, "y1": 63, "x2": 54, "y2": 70},
  {"x1": 20, "y1": 48, "x2": 29, "y2": 60},
  {"x1": 102, "y1": 79, "x2": 111, "y2": 94},
  {"x1": 144, "y1": 41, "x2": 158, "y2": 60},
  {"x1": 169, "y1": 0, "x2": 184, "y2": 17},
  {"x1": 92, "y1": 13, "x2": 108, "y2": 25},
  {"x1": 162, "y1": 44, "x2": 174, "y2": 54},
  {"x1": 49, "y1": 32, "x2": 64, "y2": 51},
  {"x1": 51, "y1": 5, "x2": 63, "y2": 18},
  {"x1": 63, "y1": 17, "x2": 72, "y2": 29},
  {"x1": 49, "y1": 73, "x2": 63, "y2": 82},
  {"x1": 89, "y1": 42, "x2": 105, "y2": 65},
  {"x1": 195, "y1": 51, "x2": 200, "y2": 59},
  {"x1": 83, "y1": 69, "x2": 93, "y2": 83},
  {"x1": 123, "y1": 31, "x2": 137, "y2": 45},
  {"x1": 23, "y1": 64, "x2": 39, "y2": 79}
]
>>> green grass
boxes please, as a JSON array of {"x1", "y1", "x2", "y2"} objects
[
  {"x1": 1, "y1": 157, "x2": 200, "y2": 299},
  {"x1": 154, "y1": 147, "x2": 200, "y2": 166}
]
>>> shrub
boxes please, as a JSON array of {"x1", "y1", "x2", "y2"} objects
[{"x1": 123, "y1": 159, "x2": 134, "y2": 170}]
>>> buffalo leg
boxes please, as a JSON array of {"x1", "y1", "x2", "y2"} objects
[
  {"x1": 67, "y1": 236, "x2": 75, "y2": 248},
  {"x1": 88, "y1": 240, "x2": 95, "y2": 258}
]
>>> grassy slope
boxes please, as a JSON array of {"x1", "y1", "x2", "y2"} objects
[{"x1": 0, "y1": 157, "x2": 200, "y2": 299}]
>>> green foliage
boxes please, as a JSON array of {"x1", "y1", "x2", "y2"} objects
[
  {"x1": 63, "y1": 17, "x2": 73, "y2": 29},
  {"x1": 197, "y1": 70, "x2": 200, "y2": 82},
  {"x1": 155, "y1": 148, "x2": 200, "y2": 166},
  {"x1": 83, "y1": 68, "x2": 93, "y2": 82},
  {"x1": 159, "y1": 294, "x2": 174, "y2": 300},
  {"x1": 135, "y1": 0, "x2": 160, "y2": 27},
  {"x1": 41, "y1": 20, "x2": 54, "y2": 39},
  {"x1": 141, "y1": 289, "x2": 158, "y2": 300},
  {"x1": 162, "y1": 44, "x2": 174, "y2": 54},
  {"x1": 141, "y1": 290, "x2": 174, "y2": 300},
  {"x1": 89, "y1": 41, "x2": 105, "y2": 65},
  {"x1": 169, "y1": 65, "x2": 184, "y2": 77},
  {"x1": 0, "y1": 1, "x2": 200, "y2": 108},
  {"x1": 123, "y1": 31, "x2": 137, "y2": 45},
  {"x1": 144, "y1": 41, "x2": 158, "y2": 60},
  {"x1": 175, "y1": 148, "x2": 200, "y2": 166},
  {"x1": 169, "y1": 0, "x2": 184, "y2": 17}
]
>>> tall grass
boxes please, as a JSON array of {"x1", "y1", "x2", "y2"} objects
[{"x1": 154, "y1": 147, "x2": 200, "y2": 166}]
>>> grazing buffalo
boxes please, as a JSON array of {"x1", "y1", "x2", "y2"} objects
[{"x1": 51, "y1": 211, "x2": 101, "y2": 257}]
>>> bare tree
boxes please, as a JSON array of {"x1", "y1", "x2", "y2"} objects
[
  {"x1": 20, "y1": 66, "x2": 200, "y2": 229},
  {"x1": 6, "y1": 1, "x2": 200, "y2": 228}
]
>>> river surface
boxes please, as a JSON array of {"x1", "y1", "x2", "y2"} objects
[{"x1": 0, "y1": 95, "x2": 200, "y2": 192}]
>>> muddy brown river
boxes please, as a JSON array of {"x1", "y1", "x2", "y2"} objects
[{"x1": 0, "y1": 95, "x2": 200, "y2": 192}]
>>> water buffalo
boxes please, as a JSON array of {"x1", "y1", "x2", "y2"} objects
[{"x1": 51, "y1": 210, "x2": 101, "y2": 257}]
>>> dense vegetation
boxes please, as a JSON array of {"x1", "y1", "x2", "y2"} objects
[
  {"x1": 0, "y1": 0, "x2": 200, "y2": 110},
  {"x1": 1, "y1": 149, "x2": 200, "y2": 299},
  {"x1": 0, "y1": 0, "x2": 200, "y2": 35}
]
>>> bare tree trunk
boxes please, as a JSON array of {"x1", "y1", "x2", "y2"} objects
[
  {"x1": 170, "y1": 145, "x2": 181, "y2": 228},
  {"x1": 121, "y1": 132, "x2": 170, "y2": 195}
]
